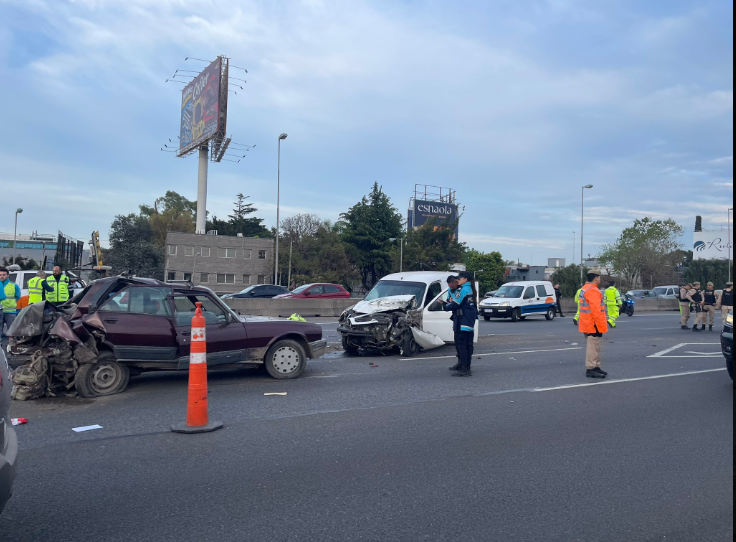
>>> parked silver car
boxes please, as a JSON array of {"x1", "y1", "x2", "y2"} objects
[
  {"x1": 0, "y1": 348, "x2": 18, "y2": 514},
  {"x1": 653, "y1": 286, "x2": 680, "y2": 299}
]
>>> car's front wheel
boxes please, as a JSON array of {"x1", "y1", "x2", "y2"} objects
[
  {"x1": 75, "y1": 352, "x2": 130, "y2": 398},
  {"x1": 511, "y1": 309, "x2": 522, "y2": 322},
  {"x1": 483, "y1": 316, "x2": 491, "y2": 321},
  {"x1": 546, "y1": 308, "x2": 556, "y2": 321},
  {"x1": 342, "y1": 336, "x2": 360, "y2": 356},
  {"x1": 265, "y1": 340, "x2": 307, "y2": 379}
]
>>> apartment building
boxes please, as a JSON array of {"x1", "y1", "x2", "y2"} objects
[{"x1": 165, "y1": 232, "x2": 275, "y2": 294}]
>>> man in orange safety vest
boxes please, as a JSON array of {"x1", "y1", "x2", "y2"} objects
[{"x1": 579, "y1": 272, "x2": 609, "y2": 379}]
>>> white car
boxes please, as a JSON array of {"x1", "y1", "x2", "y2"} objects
[
  {"x1": 653, "y1": 286, "x2": 680, "y2": 300},
  {"x1": 479, "y1": 281, "x2": 557, "y2": 322},
  {"x1": 338, "y1": 272, "x2": 479, "y2": 356}
]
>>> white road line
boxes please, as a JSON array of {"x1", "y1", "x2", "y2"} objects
[
  {"x1": 648, "y1": 343, "x2": 720, "y2": 358},
  {"x1": 534, "y1": 368, "x2": 726, "y2": 392},
  {"x1": 403, "y1": 347, "x2": 583, "y2": 362}
]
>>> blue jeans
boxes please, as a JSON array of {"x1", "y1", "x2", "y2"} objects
[{"x1": 1, "y1": 312, "x2": 16, "y2": 340}]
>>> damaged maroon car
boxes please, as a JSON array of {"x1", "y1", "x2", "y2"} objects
[{"x1": 7, "y1": 277, "x2": 326, "y2": 398}]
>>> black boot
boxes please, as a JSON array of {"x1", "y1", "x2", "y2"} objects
[
  {"x1": 709, "y1": 325, "x2": 713, "y2": 332},
  {"x1": 586, "y1": 369, "x2": 606, "y2": 379},
  {"x1": 701, "y1": 325, "x2": 706, "y2": 331},
  {"x1": 594, "y1": 367, "x2": 608, "y2": 377},
  {"x1": 681, "y1": 325, "x2": 690, "y2": 330},
  {"x1": 693, "y1": 326, "x2": 702, "y2": 332},
  {"x1": 449, "y1": 363, "x2": 462, "y2": 371},
  {"x1": 452, "y1": 366, "x2": 472, "y2": 377}
]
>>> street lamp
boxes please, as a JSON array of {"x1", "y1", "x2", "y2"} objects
[
  {"x1": 275, "y1": 133, "x2": 288, "y2": 286},
  {"x1": 12, "y1": 208, "x2": 23, "y2": 266},
  {"x1": 390, "y1": 238, "x2": 405, "y2": 273},
  {"x1": 581, "y1": 185, "x2": 594, "y2": 283}
]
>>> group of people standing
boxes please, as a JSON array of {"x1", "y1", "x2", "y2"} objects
[
  {"x1": 0, "y1": 266, "x2": 71, "y2": 345},
  {"x1": 679, "y1": 281, "x2": 733, "y2": 332}
]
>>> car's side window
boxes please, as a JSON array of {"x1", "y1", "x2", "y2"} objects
[
  {"x1": 100, "y1": 287, "x2": 171, "y2": 316},
  {"x1": 424, "y1": 282, "x2": 443, "y2": 308},
  {"x1": 173, "y1": 295, "x2": 228, "y2": 326},
  {"x1": 310, "y1": 286, "x2": 325, "y2": 295},
  {"x1": 326, "y1": 285, "x2": 342, "y2": 294},
  {"x1": 536, "y1": 285, "x2": 547, "y2": 298},
  {"x1": 524, "y1": 287, "x2": 536, "y2": 300}
]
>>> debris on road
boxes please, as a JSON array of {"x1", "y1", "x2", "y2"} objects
[
  {"x1": 264, "y1": 393, "x2": 288, "y2": 397},
  {"x1": 73, "y1": 425, "x2": 103, "y2": 433},
  {"x1": 11, "y1": 418, "x2": 28, "y2": 426}
]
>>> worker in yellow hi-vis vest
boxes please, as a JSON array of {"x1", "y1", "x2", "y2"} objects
[
  {"x1": 573, "y1": 287, "x2": 584, "y2": 326},
  {"x1": 605, "y1": 280, "x2": 623, "y2": 328}
]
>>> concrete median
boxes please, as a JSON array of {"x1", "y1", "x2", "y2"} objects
[
  {"x1": 224, "y1": 298, "x2": 358, "y2": 318},
  {"x1": 558, "y1": 298, "x2": 679, "y2": 313}
]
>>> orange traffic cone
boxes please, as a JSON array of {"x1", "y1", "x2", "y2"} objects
[{"x1": 172, "y1": 302, "x2": 223, "y2": 434}]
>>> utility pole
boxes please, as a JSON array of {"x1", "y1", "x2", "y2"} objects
[
  {"x1": 287, "y1": 241, "x2": 294, "y2": 290},
  {"x1": 196, "y1": 147, "x2": 208, "y2": 234},
  {"x1": 275, "y1": 133, "x2": 288, "y2": 285},
  {"x1": 12, "y1": 208, "x2": 23, "y2": 266}
]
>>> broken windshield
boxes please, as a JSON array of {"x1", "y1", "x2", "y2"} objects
[{"x1": 364, "y1": 281, "x2": 427, "y2": 306}]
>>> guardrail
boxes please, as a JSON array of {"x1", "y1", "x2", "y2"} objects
[{"x1": 223, "y1": 297, "x2": 681, "y2": 318}]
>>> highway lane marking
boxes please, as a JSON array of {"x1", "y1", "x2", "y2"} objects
[
  {"x1": 534, "y1": 368, "x2": 726, "y2": 392},
  {"x1": 402, "y1": 347, "x2": 583, "y2": 362},
  {"x1": 648, "y1": 343, "x2": 721, "y2": 358}
]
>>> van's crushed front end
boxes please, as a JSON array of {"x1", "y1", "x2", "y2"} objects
[{"x1": 338, "y1": 295, "x2": 441, "y2": 356}]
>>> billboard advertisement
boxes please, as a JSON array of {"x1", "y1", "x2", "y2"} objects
[
  {"x1": 693, "y1": 231, "x2": 733, "y2": 260},
  {"x1": 412, "y1": 200, "x2": 459, "y2": 229},
  {"x1": 179, "y1": 58, "x2": 223, "y2": 156}
]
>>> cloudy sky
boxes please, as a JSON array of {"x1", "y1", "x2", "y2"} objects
[{"x1": 0, "y1": 0, "x2": 732, "y2": 264}]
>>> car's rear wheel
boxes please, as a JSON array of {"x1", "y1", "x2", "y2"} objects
[
  {"x1": 75, "y1": 352, "x2": 130, "y2": 398},
  {"x1": 546, "y1": 308, "x2": 556, "y2": 321},
  {"x1": 511, "y1": 309, "x2": 522, "y2": 322},
  {"x1": 483, "y1": 316, "x2": 491, "y2": 321},
  {"x1": 265, "y1": 340, "x2": 307, "y2": 379},
  {"x1": 342, "y1": 336, "x2": 360, "y2": 356}
]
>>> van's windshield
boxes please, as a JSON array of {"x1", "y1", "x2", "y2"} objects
[
  {"x1": 494, "y1": 286, "x2": 525, "y2": 299},
  {"x1": 365, "y1": 281, "x2": 427, "y2": 305}
]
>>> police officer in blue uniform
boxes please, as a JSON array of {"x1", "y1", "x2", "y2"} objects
[{"x1": 445, "y1": 272, "x2": 479, "y2": 377}]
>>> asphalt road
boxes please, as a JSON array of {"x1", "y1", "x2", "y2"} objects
[{"x1": 2, "y1": 313, "x2": 732, "y2": 541}]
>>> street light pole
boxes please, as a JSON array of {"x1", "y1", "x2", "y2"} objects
[
  {"x1": 12, "y1": 208, "x2": 23, "y2": 266},
  {"x1": 275, "y1": 133, "x2": 288, "y2": 286},
  {"x1": 581, "y1": 186, "x2": 594, "y2": 284},
  {"x1": 573, "y1": 231, "x2": 576, "y2": 268}
]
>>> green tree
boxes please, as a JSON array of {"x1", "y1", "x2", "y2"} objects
[
  {"x1": 341, "y1": 183, "x2": 403, "y2": 290},
  {"x1": 139, "y1": 191, "x2": 197, "y2": 249},
  {"x1": 463, "y1": 250, "x2": 507, "y2": 294},
  {"x1": 551, "y1": 264, "x2": 591, "y2": 297},
  {"x1": 397, "y1": 219, "x2": 466, "y2": 273},
  {"x1": 1, "y1": 256, "x2": 40, "y2": 271},
  {"x1": 106, "y1": 214, "x2": 164, "y2": 280},
  {"x1": 207, "y1": 193, "x2": 271, "y2": 238},
  {"x1": 599, "y1": 218, "x2": 684, "y2": 289},
  {"x1": 685, "y1": 259, "x2": 732, "y2": 288}
]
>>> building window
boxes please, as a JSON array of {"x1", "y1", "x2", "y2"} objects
[
  {"x1": 217, "y1": 248, "x2": 236, "y2": 259},
  {"x1": 258, "y1": 250, "x2": 267, "y2": 260},
  {"x1": 243, "y1": 275, "x2": 251, "y2": 285},
  {"x1": 243, "y1": 250, "x2": 252, "y2": 260},
  {"x1": 184, "y1": 273, "x2": 192, "y2": 281},
  {"x1": 201, "y1": 273, "x2": 209, "y2": 283},
  {"x1": 217, "y1": 274, "x2": 235, "y2": 284},
  {"x1": 258, "y1": 275, "x2": 267, "y2": 285},
  {"x1": 168, "y1": 245, "x2": 177, "y2": 256},
  {"x1": 200, "y1": 247, "x2": 211, "y2": 258},
  {"x1": 185, "y1": 247, "x2": 195, "y2": 257},
  {"x1": 167, "y1": 272, "x2": 176, "y2": 281}
]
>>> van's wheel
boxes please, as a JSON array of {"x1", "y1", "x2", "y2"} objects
[
  {"x1": 265, "y1": 340, "x2": 307, "y2": 379},
  {"x1": 546, "y1": 308, "x2": 556, "y2": 321},
  {"x1": 342, "y1": 336, "x2": 360, "y2": 356},
  {"x1": 511, "y1": 309, "x2": 522, "y2": 322},
  {"x1": 400, "y1": 333, "x2": 419, "y2": 357},
  {"x1": 483, "y1": 316, "x2": 491, "y2": 321},
  {"x1": 75, "y1": 352, "x2": 130, "y2": 398}
]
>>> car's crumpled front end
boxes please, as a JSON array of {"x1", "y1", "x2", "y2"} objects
[{"x1": 338, "y1": 295, "x2": 443, "y2": 356}]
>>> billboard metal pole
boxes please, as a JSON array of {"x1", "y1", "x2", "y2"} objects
[{"x1": 196, "y1": 146, "x2": 209, "y2": 234}]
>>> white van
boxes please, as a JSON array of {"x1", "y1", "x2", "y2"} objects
[
  {"x1": 338, "y1": 271, "x2": 479, "y2": 356},
  {"x1": 479, "y1": 281, "x2": 557, "y2": 322},
  {"x1": 653, "y1": 285, "x2": 680, "y2": 300}
]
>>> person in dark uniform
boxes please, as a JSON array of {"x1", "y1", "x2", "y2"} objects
[
  {"x1": 703, "y1": 282, "x2": 718, "y2": 332},
  {"x1": 445, "y1": 276, "x2": 462, "y2": 372},
  {"x1": 687, "y1": 282, "x2": 705, "y2": 332},
  {"x1": 445, "y1": 272, "x2": 479, "y2": 377},
  {"x1": 554, "y1": 284, "x2": 565, "y2": 317},
  {"x1": 717, "y1": 283, "x2": 734, "y2": 323}
]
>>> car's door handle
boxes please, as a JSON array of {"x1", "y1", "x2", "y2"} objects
[
  {"x1": 181, "y1": 331, "x2": 192, "y2": 336},
  {"x1": 104, "y1": 319, "x2": 118, "y2": 324}
]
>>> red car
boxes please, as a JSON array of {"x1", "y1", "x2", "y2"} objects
[{"x1": 274, "y1": 284, "x2": 351, "y2": 300}]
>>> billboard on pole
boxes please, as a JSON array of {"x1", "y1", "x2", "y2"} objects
[
  {"x1": 693, "y1": 230, "x2": 733, "y2": 260},
  {"x1": 412, "y1": 200, "x2": 459, "y2": 229},
  {"x1": 179, "y1": 58, "x2": 223, "y2": 156}
]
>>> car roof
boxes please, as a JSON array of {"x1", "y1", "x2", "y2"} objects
[
  {"x1": 502, "y1": 281, "x2": 552, "y2": 287},
  {"x1": 381, "y1": 272, "x2": 456, "y2": 285}
]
